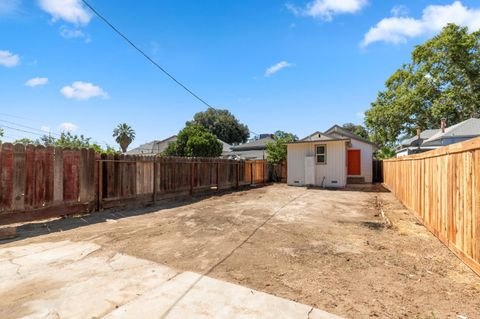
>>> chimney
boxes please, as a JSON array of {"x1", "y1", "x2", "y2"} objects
[
  {"x1": 440, "y1": 118, "x2": 447, "y2": 133},
  {"x1": 416, "y1": 128, "x2": 421, "y2": 139}
]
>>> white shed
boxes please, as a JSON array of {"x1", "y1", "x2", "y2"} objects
[{"x1": 287, "y1": 125, "x2": 377, "y2": 188}]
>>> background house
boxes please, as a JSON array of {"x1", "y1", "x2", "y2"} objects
[
  {"x1": 225, "y1": 134, "x2": 276, "y2": 160},
  {"x1": 127, "y1": 135, "x2": 232, "y2": 156},
  {"x1": 396, "y1": 118, "x2": 480, "y2": 157},
  {"x1": 287, "y1": 126, "x2": 377, "y2": 188}
]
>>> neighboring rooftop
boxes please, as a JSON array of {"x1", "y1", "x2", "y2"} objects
[
  {"x1": 424, "y1": 118, "x2": 480, "y2": 144},
  {"x1": 127, "y1": 136, "x2": 177, "y2": 155}
]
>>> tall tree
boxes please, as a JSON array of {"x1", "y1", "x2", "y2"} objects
[
  {"x1": 266, "y1": 131, "x2": 297, "y2": 181},
  {"x1": 163, "y1": 125, "x2": 222, "y2": 157},
  {"x1": 341, "y1": 123, "x2": 369, "y2": 139},
  {"x1": 113, "y1": 123, "x2": 135, "y2": 153},
  {"x1": 187, "y1": 107, "x2": 249, "y2": 144},
  {"x1": 0, "y1": 128, "x2": 3, "y2": 143},
  {"x1": 273, "y1": 130, "x2": 299, "y2": 141},
  {"x1": 365, "y1": 24, "x2": 480, "y2": 147}
]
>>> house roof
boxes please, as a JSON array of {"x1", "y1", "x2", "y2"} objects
[
  {"x1": 324, "y1": 125, "x2": 378, "y2": 147},
  {"x1": 230, "y1": 135, "x2": 275, "y2": 151},
  {"x1": 127, "y1": 135, "x2": 232, "y2": 155},
  {"x1": 423, "y1": 118, "x2": 480, "y2": 144},
  {"x1": 289, "y1": 131, "x2": 350, "y2": 144},
  {"x1": 400, "y1": 129, "x2": 441, "y2": 147},
  {"x1": 126, "y1": 136, "x2": 177, "y2": 155}
]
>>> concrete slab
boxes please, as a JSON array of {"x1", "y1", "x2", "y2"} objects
[{"x1": 0, "y1": 241, "x2": 341, "y2": 319}]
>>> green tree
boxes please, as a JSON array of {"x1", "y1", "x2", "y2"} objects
[
  {"x1": 163, "y1": 125, "x2": 222, "y2": 157},
  {"x1": 36, "y1": 134, "x2": 57, "y2": 147},
  {"x1": 365, "y1": 24, "x2": 480, "y2": 147},
  {"x1": 342, "y1": 123, "x2": 369, "y2": 139},
  {"x1": 266, "y1": 132, "x2": 296, "y2": 181},
  {"x1": 0, "y1": 128, "x2": 4, "y2": 143},
  {"x1": 55, "y1": 132, "x2": 92, "y2": 148},
  {"x1": 375, "y1": 146, "x2": 396, "y2": 160},
  {"x1": 187, "y1": 107, "x2": 249, "y2": 144},
  {"x1": 14, "y1": 138, "x2": 36, "y2": 145},
  {"x1": 113, "y1": 123, "x2": 135, "y2": 153},
  {"x1": 273, "y1": 130, "x2": 298, "y2": 141}
]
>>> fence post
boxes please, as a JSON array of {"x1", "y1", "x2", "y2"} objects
[
  {"x1": 216, "y1": 161, "x2": 220, "y2": 191},
  {"x1": 152, "y1": 156, "x2": 157, "y2": 203},
  {"x1": 262, "y1": 161, "x2": 265, "y2": 185},
  {"x1": 190, "y1": 160, "x2": 195, "y2": 196},
  {"x1": 236, "y1": 162, "x2": 240, "y2": 189},
  {"x1": 250, "y1": 161, "x2": 253, "y2": 185},
  {"x1": 97, "y1": 156, "x2": 103, "y2": 211}
]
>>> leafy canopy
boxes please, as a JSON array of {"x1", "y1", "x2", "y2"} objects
[
  {"x1": 365, "y1": 24, "x2": 480, "y2": 147},
  {"x1": 113, "y1": 123, "x2": 135, "y2": 153},
  {"x1": 342, "y1": 123, "x2": 368, "y2": 140},
  {"x1": 266, "y1": 131, "x2": 297, "y2": 181},
  {"x1": 187, "y1": 107, "x2": 249, "y2": 144},
  {"x1": 266, "y1": 131, "x2": 298, "y2": 165},
  {"x1": 163, "y1": 125, "x2": 223, "y2": 157}
]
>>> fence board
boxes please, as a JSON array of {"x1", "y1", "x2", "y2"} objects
[
  {"x1": 0, "y1": 145, "x2": 286, "y2": 225},
  {"x1": 383, "y1": 137, "x2": 480, "y2": 276}
]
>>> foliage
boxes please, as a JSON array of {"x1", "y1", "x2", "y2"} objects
[
  {"x1": 55, "y1": 132, "x2": 92, "y2": 148},
  {"x1": 163, "y1": 125, "x2": 222, "y2": 157},
  {"x1": 266, "y1": 131, "x2": 296, "y2": 181},
  {"x1": 32, "y1": 133, "x2": 117, "y2": 153},
  {"x1": 375, "y1": 146, "x2": 396, "y2": 160},
  {"x1": 113, "y1": 123, "x2": 135, "y2": 153},
  {"x1": 0, "y1": 127, "x2": 3, "y2": 143},
  {"x1": 365, "y1": 24, "x2": 480, "y2": 147},
  {"x1": 342, "y1": 123, "x2": 369, "y2": 139},
  {"x1": 37, "y1": 134, "x2": 57, "y2": 147},
  {"x1": 273, "y1": 130, "x2": 299, "y2": 141},
  {"x1": 187, "y1": 107, "x2": 249, "y2": 144},
  {"x1": 13, "y1": 138, "x2": 36, "y2": 145}
]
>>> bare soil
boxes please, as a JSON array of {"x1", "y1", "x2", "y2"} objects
[{"x1": 3, "y1": 184, "x2": 480, "y2": 318}]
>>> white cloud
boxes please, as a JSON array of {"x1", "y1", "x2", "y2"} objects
[
  {"x1": 61, "y1": 81, "x2": 108, "y2": 100},
  {"x1": 0, "y1": 0, "x2": 21, "y2": 15},
  {"x1": 287, "y1": 0, "x2": 368, "y2": 21},
  {"x1": 265, "y1": 61, "x2": 293, "y2": 77},
  {"x1": 25, "y1": 77, "x2": 49, "y2": 87},
  {"x1": 391, "y1": 5, "x2": 409, "y2": 17},
  {"x1": 362, "y1": 1, "x2": 480, "y2": 47},
  {"x1": 58, "y1": 122, "x2": 77, "y2": 132},
  {"x1": 38, "y1": 0, "x2": 91, "y2": 25},
  {"x1": 59, "y1": 26, "x2": 91, "y2": 43},
  {"x1": 356, "y1": 111, "x2": 365, "y2": 119},
  {"x1": 40, "y1": 125, "x2": 51, "y2": 133},
  {"x1": 0, "y1": 50, "x2": 20, "y2": 67}
]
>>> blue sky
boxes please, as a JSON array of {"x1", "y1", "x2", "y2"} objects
[{"x1": 1, "y1": 0, "x2": 480, "y2": 148}]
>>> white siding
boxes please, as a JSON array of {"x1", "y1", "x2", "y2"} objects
[
  {"x1": 287, "y1": 141, "x2": 347, "y2": 188},
  {"x1": 348, "y1": 139, "x2": 375, "y2": 183}
]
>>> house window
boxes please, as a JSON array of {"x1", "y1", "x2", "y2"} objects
[{"x1": 316, "y1": 145, "x2": 326, "y2": 164}]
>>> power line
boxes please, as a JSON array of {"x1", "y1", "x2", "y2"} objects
[
  {"x1": 0, "y1": 119, "x2": 60, "y2": 136},
  {"x1": 81, "y1": 0, "x2": 213, "y2": 108},
  {"x1": 0, "y1": 124, "x2": 46, "y2": 137}
]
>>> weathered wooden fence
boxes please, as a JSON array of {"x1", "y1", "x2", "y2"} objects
[
  {"x1": 383, "y1": 137, "x2": 480, "y2": 276},
  {"x1": 0, "y1": 143, "x2": 284, "y2": 225}
]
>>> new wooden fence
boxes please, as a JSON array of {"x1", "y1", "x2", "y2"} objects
[
  {"x1": 0, "y1": 143, "x2": 280, "y2": 225},
  {"x1": 383, "y1": 137, "x2": 480, "y2": 276}
]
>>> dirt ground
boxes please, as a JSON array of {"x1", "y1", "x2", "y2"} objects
[{"x1": 2, "y1": 184, "x2": 480, "y2": 318}]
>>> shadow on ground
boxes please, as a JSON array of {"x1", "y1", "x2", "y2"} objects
[{"x1": 0, "y1": 188, "x2": 254, "y2": 245}]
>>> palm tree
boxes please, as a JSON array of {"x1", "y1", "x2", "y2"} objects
[{"x1": 113, "y1": 123, "x2": 135, "y2": 153}]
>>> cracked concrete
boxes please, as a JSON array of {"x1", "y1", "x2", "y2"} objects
[{"x1": 0, "y1": 241, "x2": 341, "y2": 319}]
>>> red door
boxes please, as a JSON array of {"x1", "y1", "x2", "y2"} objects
[{"x1": 348, "y1": 150, "x2": 361, "y2": 176}]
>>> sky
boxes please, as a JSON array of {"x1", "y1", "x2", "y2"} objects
[{"x1": 1, "y1": 0, "x2": 480, "y2": 149}]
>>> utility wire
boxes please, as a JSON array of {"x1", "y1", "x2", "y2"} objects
[
  {"x1": 0, "y1": 119, "x2": 60, "y2": 136},
  {"x1": 81, "y1": 0, "x2": 213, "y2": 108}
]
